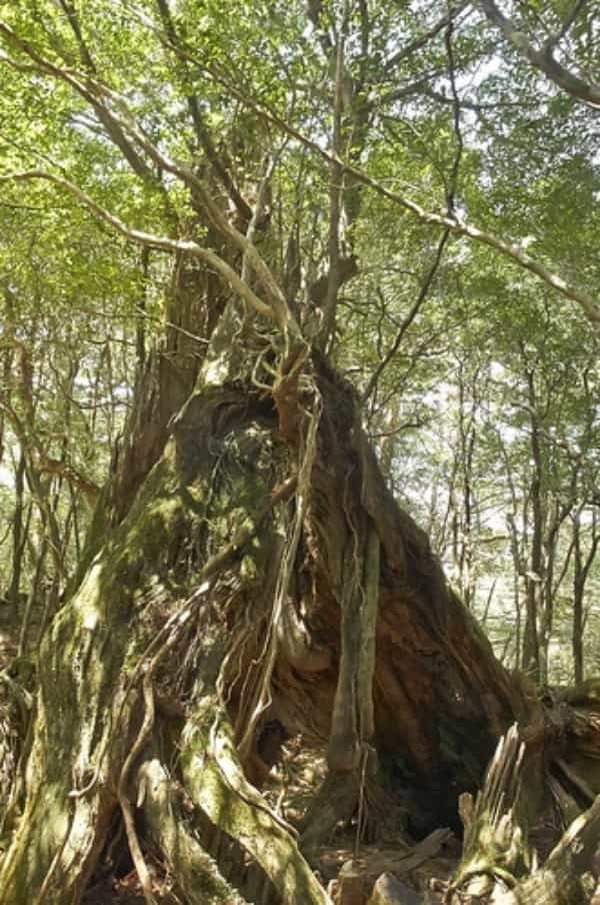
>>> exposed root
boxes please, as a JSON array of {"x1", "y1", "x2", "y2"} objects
[
  {"x1": 117, "y1": 672, "x2": 158, "y2": 905},
  {"x1": 139, "y1": 755, "x2": 248, "y2": 904},
  {"x1": 181, "y1": 702, "x2": 332, "y2": 904},
  {"x1": 299, "y1": 771, "x2": 360, "y2": 856}
]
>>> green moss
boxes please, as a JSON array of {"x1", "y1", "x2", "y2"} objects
[{"x1": 181, "y1": 702, "x2": 330, "y2": 904}]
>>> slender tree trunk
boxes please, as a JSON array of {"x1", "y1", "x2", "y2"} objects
[
  {"x1": 6, "y1": 451, "x2": 29, "y2": 611},
  {"x1": 571, "y1": 509, "x2": 599, "y2": 685},
  {"x1": 523, "y1": 370, "x2": 543, "y2": 681}
]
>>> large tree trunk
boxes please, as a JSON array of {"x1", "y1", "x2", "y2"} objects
[
  {"x1": 2, "y1": 6, "x2": 598, "y2": 903},
  {"x1": 0, "y1": 338, "x2": 525, "y2": 902}
]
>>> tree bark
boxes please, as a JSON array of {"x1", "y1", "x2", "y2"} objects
[{"x1": 0, "y1": 345, "x2": 523, "y2": 902}]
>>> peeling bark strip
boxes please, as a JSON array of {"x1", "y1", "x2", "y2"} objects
[
  {"x1": 449, "y1": 724, "x2": 600, "y2": 905},
  {"x1": 357, "y1": 523, "x2": 380, "y2": 742},
  {"x1": 327, "y1": 516, "x2": 380, "y2": 772}
]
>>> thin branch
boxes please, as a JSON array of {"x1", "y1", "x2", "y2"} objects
[
  {"x1": 546, "y1": 0, "x2": 588, "y2": 50},
  {"x1": 147, "y1": 39, "x2": 600, "y2": 324},
  {"x1": 419, "y1": 87, "x2": 525, "y2": 111},
  {"x1": 552, "y1": 536, "x2": 575, "y2": 600},
  {"x1": 476, "y1": 0, "x2": 600, "y2": 108},
  {"x1": 153, "y1": 0, "x2": 252, "y2": 220},
  {"x1": 56, "y1": 0, "x2": 97, "y2": 71},
  {"x1": 377, "y1": 72, "x2": 446, "y2": 107},
  {"x1": 362, "y1": 229, "x2": 450, "y2": 401},
  {"x1": 383, "y1": 1, "x2": 471, "y2": 71},
  {"x1": 0, "y1": 170, "x2": 278, "y2": 323}
]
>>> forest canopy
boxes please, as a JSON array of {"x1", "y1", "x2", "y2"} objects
[{"x1": 0, "y1": 1, "x2": 599, "y2": 903}]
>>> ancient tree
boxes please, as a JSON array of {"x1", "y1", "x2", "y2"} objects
[{"x1": 0, "y1": 1, "x2": 598, "y2": 902}]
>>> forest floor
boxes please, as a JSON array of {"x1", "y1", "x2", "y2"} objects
[{"x1": 83, "y1": 743, "x2": 457, "y2": 903}]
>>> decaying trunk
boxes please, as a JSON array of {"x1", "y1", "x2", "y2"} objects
[
  {"x1": 447, "y1": 690, "x2": 600, "y2": 905},
  {"x1": 0, "y1": 330, "x2": 530, "y2": 903},
  {"x1": 2, "y1": 246, "x2": 599, "y2": 905},
  {"x1": 3, "y1": 1, "x2": 600, "y2": 900}
]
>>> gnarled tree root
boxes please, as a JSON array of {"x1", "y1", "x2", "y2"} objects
[
  {"x1": 181, "y1": 701, "x2": 332, "y2": 904},
  {"x1": 139, "y1": 754, "x2": 248, "y2": 904}
]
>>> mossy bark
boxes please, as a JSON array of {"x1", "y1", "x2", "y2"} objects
[
  {"x1": 0, "y1": 453, "x2": 187, "y2": 902},
  {"x1": 0, "y1": 355, "x2": 526, "y2": 903}
]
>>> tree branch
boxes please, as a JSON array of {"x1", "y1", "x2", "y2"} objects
[
  {"x1": 476, "y1": 0, "x2": 600, "y2": 108},
  {"x1": 132, "y1": 31, "x2": 600, "y2": 323},
  {"x1": 197, "y1": 73, "x2": 600, "y2": 324},
  {"x1": 319, "y1": 7, "x2": 347, "y2": 349},
  {"x1": 383, "y1": 1, "x2": 471, "y2": 71},
  {"x1": 377, "y1": 71, "x2": 446, "y2": 108},
  {"x1": 362, "y1": 229, "x2": 450, "y2": 402},
  {"x1": 0, "y1": 170, "x2": 280, "y2": 324},
  {"x1": 0, "y1": 20, "x2": 298, "y2": 334},
  {"x1": 153, "y1": 0, "x2": 253, "y2": 221},
  {"x1": 546, "y1": 0, "x2": 588, "y2": 51},
  {"x1": 0, "y1": 19, "x2": 159, "y2": 182}
]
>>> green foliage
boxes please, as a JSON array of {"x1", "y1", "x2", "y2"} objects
[{"x1": 0, "y1": 0, "x2": 598, "y2": 680}]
